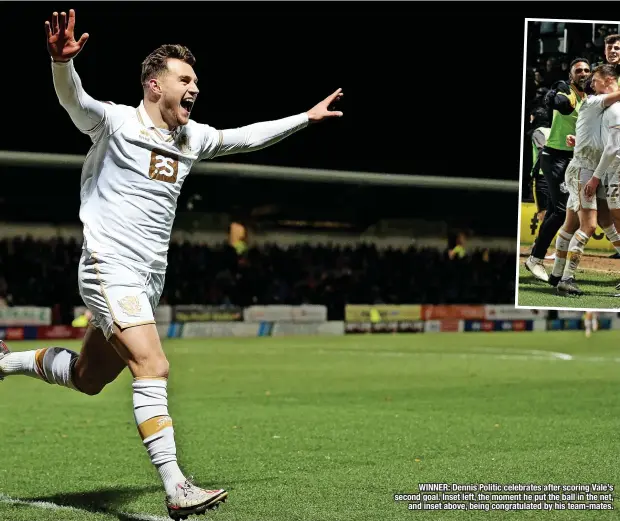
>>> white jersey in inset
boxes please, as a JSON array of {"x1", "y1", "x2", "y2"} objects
[
  {"x1": 572, "y1": 94, "x2": 607, "y2": 170},
  {"x1": 52, "y1": 59, "x2": 308, "y2": 273},
  {"x1": 600, "y1": 101, "x2": 620, "y2": 179},
  {"x1": 601, "y1": 102, "x2": 620, "y2": 159}
]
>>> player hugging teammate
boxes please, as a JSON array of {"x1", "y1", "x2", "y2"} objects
[{"x1": 525, "y1": 58, "x2": 620, "y2": 297}]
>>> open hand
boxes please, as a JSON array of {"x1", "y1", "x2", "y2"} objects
[
  {"x1": 306, "y1": 88, "x2": 344, "y2": 124},
  {"x1": 45, "y1": 9, "x2": 89, "y2": 62}
]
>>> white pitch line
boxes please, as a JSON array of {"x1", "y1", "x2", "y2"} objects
[
  {"x1": 0, "y1": 493, "x2": 169, "y2": 521},
  {"x1": 317, "y1": 347, "x2": 574, "y2": 362},
  {"x1": 571, "y1": 355, "x2": 620, "y2": 363},
  {"x1": 461, "y1": 347, "x2": 573, "y2": 360},
  {"x1": 500, "y1": 349, "x2": 573, "y2": 361}
]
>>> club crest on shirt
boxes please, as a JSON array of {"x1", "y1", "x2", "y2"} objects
[{"x1": 118, "y1": 295, "x2": 142, "y2": 317}]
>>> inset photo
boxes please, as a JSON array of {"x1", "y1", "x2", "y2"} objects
[{"x1": 518, "y1": 18, "x2": 620, "y2": 310}]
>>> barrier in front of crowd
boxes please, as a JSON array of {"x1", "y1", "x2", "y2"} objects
[
  {"x1": 0, "y1": 304, "x2": 616, "y2": 340},
  {"x1": 520, "y1": 201, "x2": 615, "y2": 252}
]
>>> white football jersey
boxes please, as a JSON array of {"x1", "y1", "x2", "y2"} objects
[
  {"x1": 52, "y1": 60, "x2": 308, "y2": 273},
  {"x1": 78, "y1": 101, "x2": 224, "y2": 273},
  {"x1": 601, "y1": 101, "x2": 620, "y2": 159},
  {"x1": 572, "y1": 94, "x2": 606, "y2": 170}
]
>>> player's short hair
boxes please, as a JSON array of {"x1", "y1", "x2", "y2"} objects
[
  {"x1": 592, "y1": 63, "x2": 619, "y2": 80},
  {"x1": 605, "y1": 34, "x2": 620, "y2": 46},
  {"x1": 141, "y1": 44, "x2": 196, "y2": 87},
  {"x1": 569, "y1": 57, "x2": 590, "y2": 70}
]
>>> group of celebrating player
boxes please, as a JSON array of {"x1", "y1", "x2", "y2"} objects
[{"x1": 525, "y1": 34, "x2": 620, "y2": 298}]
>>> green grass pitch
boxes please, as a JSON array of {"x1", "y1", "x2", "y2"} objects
[
  {"x1": 518, "y1": 265, "x2": 620, "y2": 310},
  {"x1": 1, "y1": 333, "x2": 620, "y2": 520}
]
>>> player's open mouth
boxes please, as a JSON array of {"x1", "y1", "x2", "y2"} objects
[{"x1": 180, "y1": 99, "x2": 194, "y2": 113}]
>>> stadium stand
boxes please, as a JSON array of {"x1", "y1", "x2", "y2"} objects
[{"x1": 0, "y1": 237, "x2": 515, "y2": 323}]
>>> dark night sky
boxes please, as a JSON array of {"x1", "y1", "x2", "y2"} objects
[
  {"x1": 2, "y1": 2, "x2": 615, "y2": 236},
  {"x1": 4, "y1": 1, "x2": 528, "y2": 178},
  {"x1": 6, "y1": 3, "x2": 617, "y2": 175}
]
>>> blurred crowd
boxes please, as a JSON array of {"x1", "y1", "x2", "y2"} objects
[
  {"x1": 0, "y1": 236, "x2": 515, "y2": 322},
  {"x1": 524, "y1": 23, "x2": 615, "y2": 118}
]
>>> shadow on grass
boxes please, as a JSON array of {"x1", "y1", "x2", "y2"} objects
[
  {"x1": 23, "y1": 475, "x2": 277, "y2": 519},
  {"x1": 25, "y1": 484, "x2": 161, "y2": 520}
]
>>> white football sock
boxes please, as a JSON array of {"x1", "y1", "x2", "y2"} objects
[
  {"x1": 133, "y1": 377, "x2": 186, "y2": 496},
  {"x1": 0, "y1": 347, "x2": 78, "y2": 390},
  {"x1": 551, "y1": 228, "x2": 572, "y2": 277},
  {"x1": 0, "y1": 350, "x2": 38, "y2": 377},
  {"x1": 602, "y1": 225, "x2": 620, "y2": 255},
  {"x1": 563, "y1": 230, "x2": 590, "y2": 281}
]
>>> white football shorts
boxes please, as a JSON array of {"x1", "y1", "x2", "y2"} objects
[
  {"x1": 565, "y1": 163, "x2": 606, "y2": 212},
  {"x1": 78, "y1": 250, "x2": 165, "y2": 340}
]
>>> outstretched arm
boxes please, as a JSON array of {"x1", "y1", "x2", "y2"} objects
[
  {"x1": 207, "y1": 89, "x2": 344, "y2": 158},
  {"x1": 214, "y1": 113, "x2": 309, "y2": 157},
  {"x1": 51, "y1": 60, "x2": 107, "y2": 134},
  {"x1": 602, "y1": 90, "x2": 620, "y2": 108},
  {"x1": 591, "y1": 126, "x2": 620, "y2": 178},
  {"x1": 46, "y1": 10, "x2": 106, "y2": 134}
]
